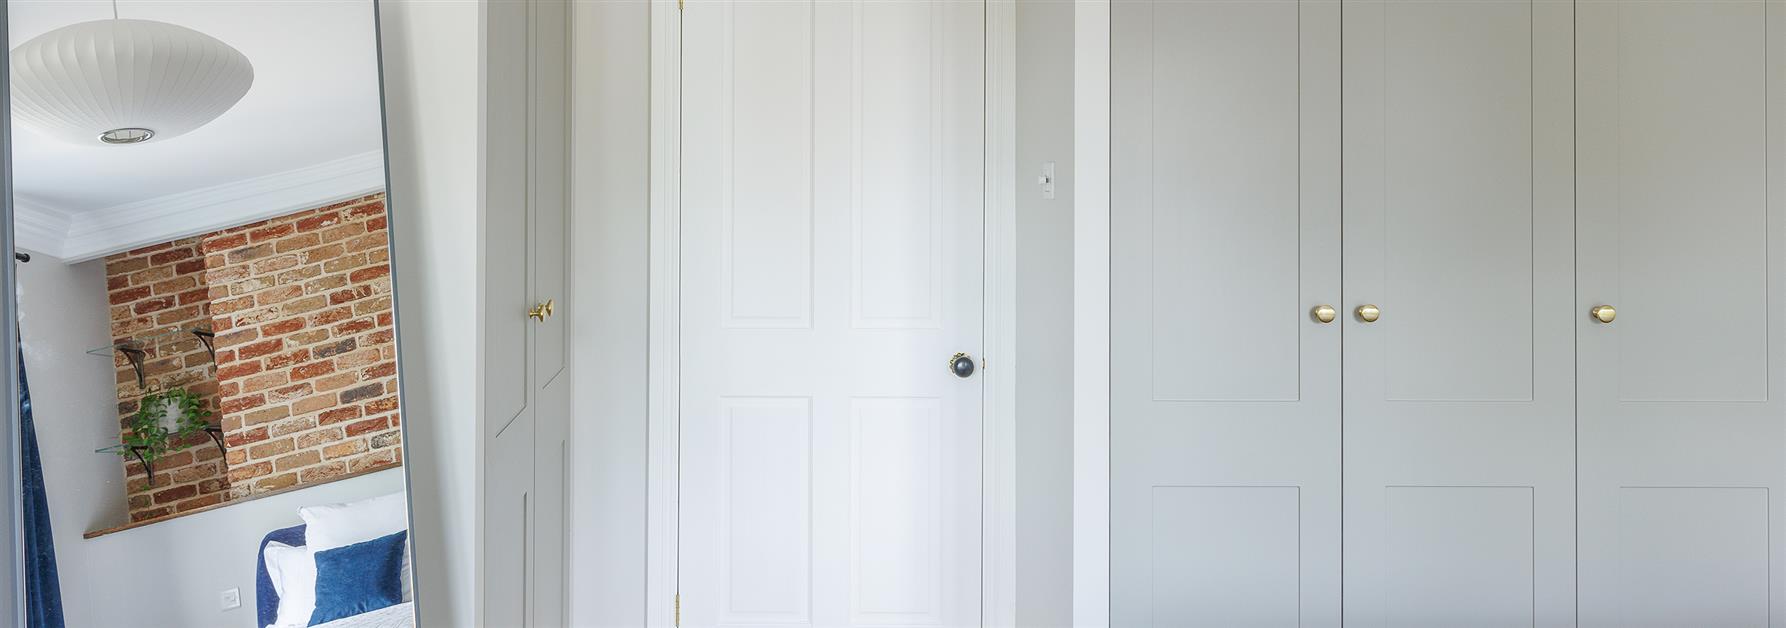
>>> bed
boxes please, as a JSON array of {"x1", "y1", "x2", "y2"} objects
[{"x1": 257, "y1": 524, "x2": 414, "y2": 628}]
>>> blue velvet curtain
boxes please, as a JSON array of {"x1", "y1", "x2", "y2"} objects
[{"x1": 20, "y1": 351, "x2": 63, "y2": 628}]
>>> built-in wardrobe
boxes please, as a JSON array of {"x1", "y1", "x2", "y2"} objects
[{"x1": 1110, "y1": 0, "x2": 1786, "y2": 625}]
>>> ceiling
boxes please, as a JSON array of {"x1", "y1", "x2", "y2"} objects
[{"x1": 7, "y1": 1, "x2": 384, "y2": 261}]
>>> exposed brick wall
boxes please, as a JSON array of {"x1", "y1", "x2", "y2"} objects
[
  {"x1": 106, "y1": 238, "x2": 229, "y2": 521},
  {"x1": 206, "y1": 194, "x2": 403, "y2": 500},
  {"x1": 103, "y1": 193, "x2": 402, "y2": 523}
]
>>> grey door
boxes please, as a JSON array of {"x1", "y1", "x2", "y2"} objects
[
  {"x1": 1111, "y1": 0, "x2": 1342, "y2": 624},
  {"x1": 1577, "y1": 0, "x2": 1786, "y2": 624},
  {"x1": 1340, "y1": 0, "x2": 1577, "y2": 624}
]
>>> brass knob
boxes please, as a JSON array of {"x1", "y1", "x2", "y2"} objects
[
  {"x1": 1356, "y1": 304, "x2": 1380, "y2": 323},
  {"x1": 1590, "y1": 304, "x2": 1616, "y2": 324},
  {"x1": 528, "y1": 299, "x2": 555, "y2": 321},
  {"x1": 1311, "y1": 304, "x2": 1336, "y2": 324}
]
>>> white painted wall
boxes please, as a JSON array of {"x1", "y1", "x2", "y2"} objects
[
  {"x1": 377, "y1": 2, "x2": 481, "y2": 626},
  {"x1": 567, "y1": 0, "x2": 652, "y2": 625},
  {"x1": 16, "y1": 256, "x2": 126, "y2": 540},
  {"x1": 1014, "y1": 1, "x2": 1074, "y2": 625},
  {"x1": 62, "y1": 468, "x2": 402, "y2": 628},
  {"x1": 17, "y1": 249, "x2": 408, "y2": 628}
]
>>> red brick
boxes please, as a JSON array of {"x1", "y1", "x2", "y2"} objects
[
  {"x1": 201, "y1": 233, "x2": 249, "y2": 253},
  {"x1": 290, "y1": 361, "x2": 336, "y2": 381},
  {"x1": 334, "y1": 318, "x2": 376, "y2": 337},
  {"x1": 225, "y1": 427, "x2": 269, "y2": 448},
  {"x1": 295, "y1": 211, "x2": 342, "y2": 232},
  {"x1": 344, "y1": 416, "x2": 389, "y2": 437},
  {"x1": 215, "y1": 362, "x2": 262, "y2": 380},
  {"x1": 265, "y1": 348, "x2": 312, "y2": 370},
  {"x1": 148, "y1": 247, "x2": 195, "y2": 266},
  {"x1": 108, "y1": 285, "x2": 153, "y2": 305},
  {"x1": 152, "y1": 484, "x2": 197, "y2": 504},
  {"x1": 260, "y1": 318, "x2": 306, "y2": 336},
  {"x1": 237, "y1": 339, "x2": 284, "y2": 360},
  {"x1": 250, "y1": 223, "x2": 295, "y2": 242},
  {"x1": 219, "y1": 394, "x2": 265, "y2": 414},
  {"x1": 175, "y1": 258, "x2": 207, "y2": 275},
  {"x1": 319, "y1": 406, "x2": 362, "y2": 425}
]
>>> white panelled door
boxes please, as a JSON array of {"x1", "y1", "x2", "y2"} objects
[
  {"x1": 1577, "y1": 0, "x2": 1786, "y2": 624},
  {"x1": 1111, "y1": 0, "x2": 1343, "y2": 625},
  {"x1": 1340, "y1": 0, "x2": 1576, "y2": 625},
  {"x1": 678, "y1": 1, "x2": 985, "y2": 626}
]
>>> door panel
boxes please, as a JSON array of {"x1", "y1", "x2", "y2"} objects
[
  {"x1": 679, "y1": 1, "x2": 985, "y2": 626},
  {"x1": 1111, "y1": 0, "x2": 1343, "y2": 624},
  {"x1": 1577, "y1": 0, "x2": 1786, "y2": 624},
  {"x1": 1341, "y1": 0, "x2": 1575, "y2": 624}
]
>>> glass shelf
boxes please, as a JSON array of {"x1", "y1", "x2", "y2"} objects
[
  {"x1": 95, "y1": 425, "x2": 228, "y2": 484},
  {"x1": 84, "y1": 325, "x2": 215, "y2": 357}
]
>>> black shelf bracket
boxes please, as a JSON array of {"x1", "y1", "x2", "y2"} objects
[
  {"x1": 118, "y1": 346, "x2": 148, "y2": 388},
  {"x1": 192, "y1": 329, "x2": 216, "y2": 363}
]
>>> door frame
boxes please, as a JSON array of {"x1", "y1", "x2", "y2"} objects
[
  {"x1": 642, "y1": 1, "x2": 1020, "y2": 625},
  {"x1": 1071, "y1": 0, "x2": 1111, "y2": 626}
]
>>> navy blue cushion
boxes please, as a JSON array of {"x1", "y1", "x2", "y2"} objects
[
  {"x1": 257, "y1": 525, "x2": 306, "y2": 628},
  {"x1": 307, "y1": 530, "x2": 407, "y2": 626}
]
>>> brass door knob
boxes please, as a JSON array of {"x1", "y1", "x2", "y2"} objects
[
  {"x1": 1590, "y1": 304, "x2": 1616, "y2": 323},
  {"x1": 1311, "y1": 304, "x2": 1337, "y2": 324},
  {"x1": 528, "y1": 299, "x2": 555, "y2": 321},
  {"x1": 1356, "y1": 304, "x2": 1381, "y2": 323}
]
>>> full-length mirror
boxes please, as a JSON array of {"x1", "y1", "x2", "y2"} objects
[{"x1": 5, "y1": 2, "x2": 415, "y2": 626}]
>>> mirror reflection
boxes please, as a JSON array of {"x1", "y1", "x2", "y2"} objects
[{"x1": 7, "y1": 2, "x2": 415, "y2": 627}]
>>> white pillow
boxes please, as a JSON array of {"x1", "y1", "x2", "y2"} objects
[
  {"x1": 263, "y1": 540, "x2": 316, "y2": 628},
  {"x1": 299, "y1": 492, "x2": 412, "y2": 601}
]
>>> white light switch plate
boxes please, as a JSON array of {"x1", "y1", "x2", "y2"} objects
[{"x1": 220, "y1": 588, "x2": 241, "y2": 611}]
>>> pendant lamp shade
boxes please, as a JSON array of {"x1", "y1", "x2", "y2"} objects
[{"x1": 10, "y1": 19, "x2": 254, "y2": 145}]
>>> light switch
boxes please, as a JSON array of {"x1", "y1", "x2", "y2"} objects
[
  {"x1": 220, "y1": 588, "x2": 241, "y2": 611},
  {"x1": 1039, "y1": 161, "x2": 1056, "y2": 200}
]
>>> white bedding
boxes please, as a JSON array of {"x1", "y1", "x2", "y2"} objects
[{"x1": 308, "y1": 602, "x2": 415, "y2": 628}]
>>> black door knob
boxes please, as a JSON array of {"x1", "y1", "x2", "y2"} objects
[{"x1": 950, "y1": 353, "x2": 976, "y2": 378}]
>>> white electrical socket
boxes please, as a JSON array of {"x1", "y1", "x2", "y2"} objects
[{"x1": 220, "y1": 588, "x2": 241, "y2": 611}]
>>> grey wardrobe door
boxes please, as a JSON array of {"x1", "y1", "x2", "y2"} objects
[
  {"x1": 1577, "y1": 0, "x2": 1786, "y2": 625},
  {"x1": 1110, "y1": 1, "x2": 1342, "y2": 625},
  {"x1": 1340, "y1": 0, "x2": 1577, "y2": 625}
]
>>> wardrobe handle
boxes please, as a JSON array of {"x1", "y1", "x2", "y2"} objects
[
  {"x1": 1356, "y1": 304, "x2": 1381, "y2": 323},
  {"x1": 1590, "y1": 304, "x2": 1616, "y2": 324},
  {"x1": 1311, "y1": 305, "x2": 1336, "y2": 324}
]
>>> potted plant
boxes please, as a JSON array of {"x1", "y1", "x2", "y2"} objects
[{"x1": 119, "y1": 386, "x2": 213, "y2": 465}]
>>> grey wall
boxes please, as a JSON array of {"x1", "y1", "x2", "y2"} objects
[
  {"x1": 568, "y1": 1, "x2": 653, "y2": 626},
  {"x1": 377, "y1": 2, "x2": 481, "y2": 625},
  {"x1": 1015, "y1": 1, "x2": 1075, "y2": 626}
]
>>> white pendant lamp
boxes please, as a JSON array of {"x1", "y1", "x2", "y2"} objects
[{"x1": 10, "y1": 9, "x2": 253, "y2": 146}]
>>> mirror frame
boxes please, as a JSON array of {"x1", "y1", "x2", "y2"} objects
[{"x1": 0, "y1": 0, "x2": 420, "y2": 621}]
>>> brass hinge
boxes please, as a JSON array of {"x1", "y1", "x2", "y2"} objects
[{"x1": 674, "y1": 593, "x2": 681, "y2": 627}]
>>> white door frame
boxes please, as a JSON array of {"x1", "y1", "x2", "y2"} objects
[
  {"x1": 643, "y1": 1, "x2": 1020, "y2": 625},
  {"x1": 1071, "y1": 0, "x2": 1111, "y2": 626}
]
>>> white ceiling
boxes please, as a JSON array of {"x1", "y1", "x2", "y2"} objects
[{"x1": 8, "y1": 1, "x2": 385, "y2": 261}]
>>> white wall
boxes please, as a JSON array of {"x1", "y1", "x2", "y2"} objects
[
  {"x1": 377, "y1": 2, "x2": 481, "y2": 626},
  {"x1": 62, "y1": 468, "x2": 402, "y2": 628},
  {"x1": 568, "y1": 0, "x2": 653, "y2": 625},
  {"x1": 17, "y1": 256, "x2": 127, "y2": 540},
  {"x1": 18, "y1": 250, "x2": 409, "y2": 628},
  {"x1": 1014, "y1": 1, "x2": 1075, "y2": 625}
]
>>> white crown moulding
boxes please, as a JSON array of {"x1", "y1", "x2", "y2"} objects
[{"x1": 14, "y1": 150, "x2": 387, "y2": 263}]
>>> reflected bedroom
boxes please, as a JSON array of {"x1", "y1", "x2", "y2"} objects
[{"x1": 7, "y1": 2, "x2": 416, "y2": 627}]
